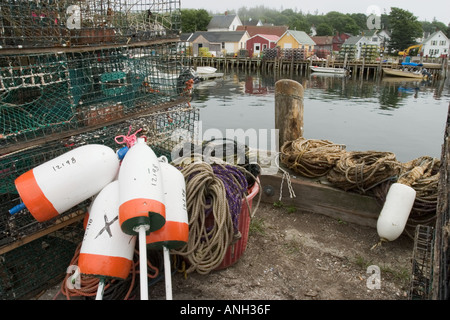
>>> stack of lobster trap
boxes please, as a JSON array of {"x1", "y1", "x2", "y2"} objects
[{"x1": 0, "y1": 0, "x2": 199, "y2": 299}]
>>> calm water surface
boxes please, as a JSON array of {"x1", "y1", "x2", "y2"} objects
[{"x1": 190, "y1": 71, "x2": 450, "y2": 163}]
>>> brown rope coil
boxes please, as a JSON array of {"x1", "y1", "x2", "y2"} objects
[
  {"x1": 280, "y1": 138, "x2": 346, "y2": 178},
  {"x1": 326, "y1": 151, "x2": 402, "y2": 193}
]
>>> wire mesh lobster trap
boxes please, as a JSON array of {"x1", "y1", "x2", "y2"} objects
[
  {"x1": 0, "y1": 0, "x2": 197, "y2": 299},
  {"x1": 409, "y1": 225, "x2": 435, "y2": 300},
  {"x1": 0, "y1": 103, "x2": 199, "y2": 299},
  {"x1": 1, "y1": 42, "x2": 195, "y2": 150},
  {"x1": 0, "y1": 0, "x2": 181, "y2": 49}
]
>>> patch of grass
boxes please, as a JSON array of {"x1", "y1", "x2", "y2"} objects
[
  {"x1": 286, "y1": 206, "x2": 297, "y2": 214},
  {"x1": 283, "y1": 240, "x2": 301, "y2": 255},
  {"x1": 273, "y1": 201, "x2": 283, "y2": 208},
  {"x1": 353, "y1": 255, "x2": 411, "y2": 285},
  {"x1": 249, "y1": 217, "x2": 266, "y2": 236}
]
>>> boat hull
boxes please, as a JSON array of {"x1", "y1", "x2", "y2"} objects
[
  {"x1": 309, "y1": 66, "x2": 348, "y2": 75},
  {"x1": 382, "y1": 68, "x2": 424, "y2": 79}
]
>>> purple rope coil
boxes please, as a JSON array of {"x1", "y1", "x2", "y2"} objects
[{"x1": 212, "y1": 164, "x2": 248, "y2": 232}]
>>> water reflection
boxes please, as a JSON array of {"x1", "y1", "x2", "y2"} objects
[{"x1": 190, "y1": 71, "x2": 450, "y2": 162}]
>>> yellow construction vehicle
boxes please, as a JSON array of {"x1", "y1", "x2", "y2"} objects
[{"x1": 398, "y1": 44, "x2": 423, "y2": 56}]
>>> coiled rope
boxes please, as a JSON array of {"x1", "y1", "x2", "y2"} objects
[
  {"x1": 373, "y1": 156, "x2": 440, "y2": 238},
  {"x1": 280, "y1": 138, "x2": 346, "y2": 178},
  {"x1": 280, "y1": 136, "x2": 440, "y2": 238},
  {"x1": 171, "y1": 158, "x2": 260, "y2": 275},
  {"x1": 55, "y1": 243, "x2": 160, "y2": 300},
  {"x1": 327, "y1": 151, "x2": 402, "y2": 193}
]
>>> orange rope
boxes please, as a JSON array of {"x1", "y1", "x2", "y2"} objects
[{"x1": 54, "y1": 244, "x2": 159, "y2": 300}]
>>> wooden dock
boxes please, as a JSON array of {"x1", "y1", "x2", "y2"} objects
[{"x1": 188, "y1": 56, "x2": 447, "y2": 80}]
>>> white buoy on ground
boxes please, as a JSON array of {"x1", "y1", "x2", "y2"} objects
[
  {"x1": 118, "y1": 138, "x2": 166, "y2": 300},
  {"x1": 147, "y1": 157, "x2": 189, "y2": 300},
  {"x1": 10, "y1": 144, "x2": 120, "y2": 222},
  {"x1": 376, "y1": 182, "x2": 416, "y2": 242},
  {"x1": 78, "y1": 180, "x2": 136, "y2": 300}
]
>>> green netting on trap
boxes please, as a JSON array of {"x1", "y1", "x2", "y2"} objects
[
  {"x1": 0, "y1": 220, "x2": 84, "y2": 300},
  {"x1": 0, "y1": 104, "x2": 198, "y2": 248},
  {"x1": 1, "y1": 43, "x2": 195, "y2": 148},
  {"x1": 0, "y1": 0, "x2": 181, "y2": 49}
]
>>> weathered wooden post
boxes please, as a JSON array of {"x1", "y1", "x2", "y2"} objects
[{"x1": 275, "y1": 79, "x2": 304, "y2": 150}]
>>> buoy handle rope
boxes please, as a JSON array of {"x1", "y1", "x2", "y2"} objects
[{"x1": 115, "y1": 126, "x2": 143, "y2": 148}]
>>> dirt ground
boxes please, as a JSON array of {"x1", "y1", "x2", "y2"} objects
[
  {"x1": 151, "y1": 202, "x2": 414, "y2": 301},
  {"x1": 37, "y1": 200, "x2": 414, "y2": 301}
]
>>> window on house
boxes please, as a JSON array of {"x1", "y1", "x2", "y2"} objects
[
  {"x1": 263, "y1": 44, "x2": 267, "y2": 50},
  {"x1": 255, "y1": 45, "x2": 260, "y2": 51},
  {"x1": 431, "y1": 40, "x2": 437, "y2": 46},
  {"x1": 222, "y1": 42, "x2": 225, "y2": 49},
  {"x1": 440, "y1": 40, "x2": 446, "y2": 46},
  {"x1": 372, "y1": 37, "x2": 378, "y2": 42}
]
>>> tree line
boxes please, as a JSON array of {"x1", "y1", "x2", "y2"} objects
[{"x1": 181, "y1": 6, "x2": 450, "y2": 52}]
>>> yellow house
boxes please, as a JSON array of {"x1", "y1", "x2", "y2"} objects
[{"x1": 277, "y1": 30, "x2": 316, "y2": 53}]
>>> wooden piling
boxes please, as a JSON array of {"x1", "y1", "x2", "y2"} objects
[{"x1": 274, "y1": 79, "x2": 304, "y2": 149}]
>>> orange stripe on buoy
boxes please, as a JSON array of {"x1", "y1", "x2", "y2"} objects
[
  {"x1": 78, "y1": 253, "x2": 132, "y2": 280},
  {"x1": 146, "y1": 221, "x2": 188, "y2": 244},
  {"x1": 14, "y1": 170, "x2": 59, "y2": 222},
  {"x1": 119, "y1": 198, "x2": 165, "y2": 225},
  {"x1": 119, "y1": 198, "x2": 166, "y2": 234}
]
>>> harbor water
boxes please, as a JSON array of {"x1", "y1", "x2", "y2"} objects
[{"x1": 190, "y1": 71, "x2": 450, "y2": 163}]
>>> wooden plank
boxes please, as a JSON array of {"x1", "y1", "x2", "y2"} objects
[
  {"x1": 0, "y1": 210, "x2": 85, "y2": 255},
  {"x1": 259, "y1": 173, "x2": 381, "y2": 228}
]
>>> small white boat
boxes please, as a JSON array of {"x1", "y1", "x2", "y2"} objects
[
  {"x1": 194, "y1": 66, "x2": 224, "y2": 81},
  {"x1": 309, "y1": 66, "x2": 348, "y2": 75},
  {"x1": 196, "y1": 66, "x2": 217, "y2": 74}
]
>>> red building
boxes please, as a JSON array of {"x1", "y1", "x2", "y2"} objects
[
  {"x1": 246, "y1": 34, "x2": 279, "y2": 57},
  {"x1": 332, "y1": 33, "x2": 352, "y2": 51}
]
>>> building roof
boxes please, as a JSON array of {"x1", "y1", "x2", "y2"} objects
[
  {"x1": 423, "y1": 30, "x2": 449, "y2": 44},
  {"x1": 190, "y1": 31, "x2": 248, "y2": 43},
  {"x1": 280, "y1": 30, "x2": 316, "y2": 46},
  {"x1": 236, "y1": 25, "x2": 288, "y2": 37},
  {"x1": 249, "y1": 34, "x2": 279, "y2": 42},
  {"x1": 180, "y1": 33, "x2": 194, "y2": 41},
  {"x1": 207, "y1": 14, "x2": 239, "y2": 29},
  {"x1": 311, "y1": 36, "x2": 334, "y2": 46},
  {"x1": 343, "y1": 35, "x2": 363, "y2": 45}
]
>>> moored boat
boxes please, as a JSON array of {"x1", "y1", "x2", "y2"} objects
[
  {"x1": 309, "y1": 66, "x2": 349, "y2": 75},
  {"x1": 382, "y1": 68, "x2": 427, "y2": 79}
]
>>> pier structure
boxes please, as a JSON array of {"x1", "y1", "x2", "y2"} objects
[{"x1": 188, "y1": 55, "x2": 447, "y2": 80}]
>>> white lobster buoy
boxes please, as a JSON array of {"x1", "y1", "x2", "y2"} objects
[
  {"x1": 146, "y1": 157, "x2": 188, "y2": 250},
  {"x1": 147, "y1": 157, "x2": 188, "y2": 300},
  {"x1": 118, "y1": 137, "x2": 166, "y2": 300},
  {"x1": 376, "y1": 183, "x2": 416, "y2": 242},
  {"x1": 118, "y1": 138, "x2": 166, "y2": 235},
  {"x1": 11, "y1": 144, "x2": 120, "y2": 222},
  {"x1": 78, "y1": 181, "x2": 136, "y2": 281}
]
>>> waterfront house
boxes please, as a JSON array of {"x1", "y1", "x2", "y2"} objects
[
  {"x1": 340, "y1": 31, "x2": 382, "y2": 60},
  {"x1": 311, "y1": 35, "x2": 333, "y2": 58},
  {"x1": 422, "y1": 30, "x2": 449, "y2": 58},
  {"x1": 207, "y1": 13, "x2": 242, "y2": 32},
  {"x1": 332, "y1": 32, "x2": 352, "y2": 51},
  {"x1": 188, "y1": 31, "x2": 250, "y2": 57},
  {"x1": 276, "y1": 30, "x2": 316, "y2": 52},
  {"x1": 246, "y1": 34, "x2": 279, "y2": 57}
]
